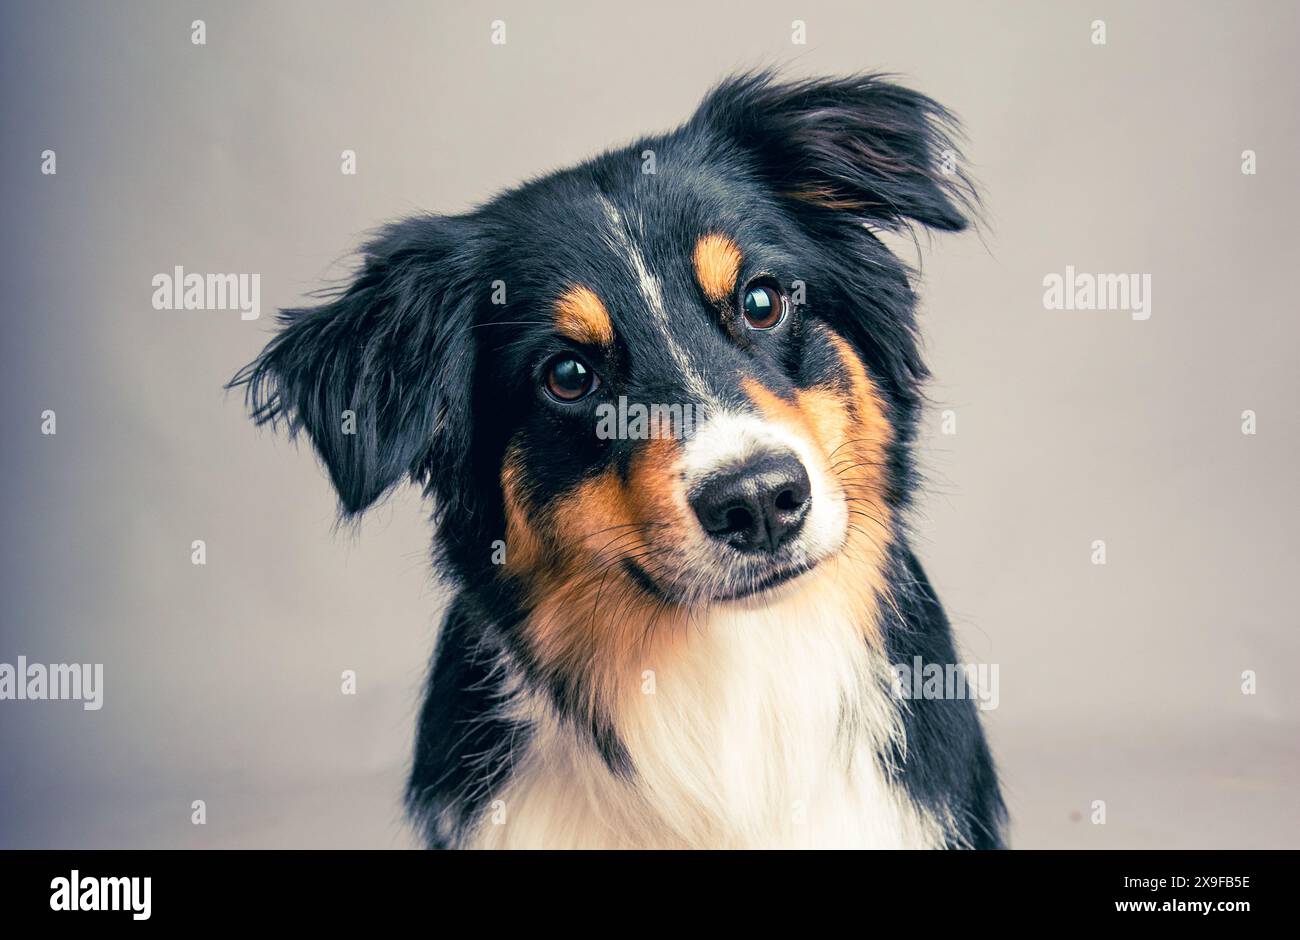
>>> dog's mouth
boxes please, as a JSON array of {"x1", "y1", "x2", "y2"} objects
[
  {"x1": 622, "y1": 556, "x2": 819, "y2": 606},
  {"x1": 711, "y1": 560, "x2": 817, "y2": 602}
]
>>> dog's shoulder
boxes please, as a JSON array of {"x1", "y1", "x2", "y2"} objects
[
  {"x1": 885, "y1": 546, "x2": 1008, "y2": 848},
  {"x1": 406, "y1": 595, "x2": 524, "y2": 848}
]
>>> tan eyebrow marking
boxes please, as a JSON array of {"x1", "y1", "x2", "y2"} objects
[
  {"x1": 554, "y1": 285, "x2": 615, "y2": 347},
  {"x1": 692, "y1": 233, "x2": 743, "y2": 304}
]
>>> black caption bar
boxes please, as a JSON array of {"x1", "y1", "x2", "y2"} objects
[{"x1": 0, "y1": 849, "x2": 1290, "y2": 926}]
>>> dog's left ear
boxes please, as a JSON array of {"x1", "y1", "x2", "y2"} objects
[
  {"x1": 229, "y1": 215, "x2": 478, "y2": 517},
  {"x1": 694, "y1": 71, "x2": 974, "y2": 232}
]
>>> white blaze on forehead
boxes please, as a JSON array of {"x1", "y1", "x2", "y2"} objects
[{"x1": 597, "y1": 196, "x2": 719, "y2": 407}]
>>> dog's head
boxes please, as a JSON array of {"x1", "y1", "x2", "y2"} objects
[{"x1": 232, "y1": 72, "x2": 972, "y2": 666}]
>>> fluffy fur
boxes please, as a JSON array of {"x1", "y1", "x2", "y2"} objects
[{"x1": 231, "y1": 71, "x2": 1006, "y2": 849}]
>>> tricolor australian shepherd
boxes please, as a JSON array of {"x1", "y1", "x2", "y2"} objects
[{"x1": 232, "y1": 72, "x2": 1006, "y2": 849}]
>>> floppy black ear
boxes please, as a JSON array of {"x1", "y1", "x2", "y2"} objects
[
  {"x1": 694, "y1": 71, "x2": 974, "y2": 232},
  {"x1": 229, "y1": 215, "x2": 478, "y2": 516}
]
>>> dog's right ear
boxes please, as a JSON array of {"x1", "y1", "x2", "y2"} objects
[{"x1": 229, "y1": 215, "x2": 479, "y2": 517}]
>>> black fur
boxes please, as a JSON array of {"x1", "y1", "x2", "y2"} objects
[
  {"x1": 884, "y1": 547, "x2": 1006, "y2": 849},
  {"x1": 231, "y1": 71, "x2": 1005, "y2": 849}
]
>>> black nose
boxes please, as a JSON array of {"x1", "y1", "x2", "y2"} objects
[{"x1": 690, "y1": 451, "x2": 812, "y2": 553}]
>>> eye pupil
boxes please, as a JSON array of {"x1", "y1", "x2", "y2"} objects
[
  {"x1": 742, "y1": 282, "x2": 785, "y2": 330},
  {"x1": 545, "y1": 356, "x2": 595, "y2": 401}
]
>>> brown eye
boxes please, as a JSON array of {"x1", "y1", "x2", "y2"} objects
[
  {"x1": 741, "y1": 279, "x2": 787, "y2": 330},
  {"x1": 544, "y1": 355, "x2": 597, "y2": 402}
]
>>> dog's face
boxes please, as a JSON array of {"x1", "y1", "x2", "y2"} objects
[
  {"x1": 233, "y1": 72, "x2": 971, "y2": 681},
  {"x1": 491, "y1": 175, "x2": 885, "y2": 610}
]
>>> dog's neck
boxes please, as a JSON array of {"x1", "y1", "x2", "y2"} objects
[{"x1": 475, "y1": 570, "x2": 940, "y2": 848}]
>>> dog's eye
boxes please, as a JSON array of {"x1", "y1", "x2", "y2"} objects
[
  {"x1": 543, "y1": 355, "x2": 598, "y2": 402},
  {"x1": 741, "y1": 279, "x2": 787, "y2": 331}
]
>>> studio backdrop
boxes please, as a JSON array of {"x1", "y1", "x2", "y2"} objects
[{"x1": 1, "y1": 0, "x2": 1297, "y2": 848}]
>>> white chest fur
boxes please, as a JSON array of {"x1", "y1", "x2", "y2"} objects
[{"x1": 466, "y1": 585, "x2": 941, "y2": 849}]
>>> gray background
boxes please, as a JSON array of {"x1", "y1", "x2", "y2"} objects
[{"x1": 1, "y1": 0, "x2": 1296, "y2": 848}]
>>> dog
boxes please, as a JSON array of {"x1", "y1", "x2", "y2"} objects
[{"x1": 231, "y1": 71, "x2": 1006, "y2": 849}]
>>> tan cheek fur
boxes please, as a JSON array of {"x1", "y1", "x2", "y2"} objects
[
  {"x1": 740, "y1": 328, "x2": 896, "y2": 647},
  {"x1": 501, "y1": 445, "x2": 546, "y2": 576},
  {"x1": 504, "y1": 437, "x2": 695, "y2": 715}
]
